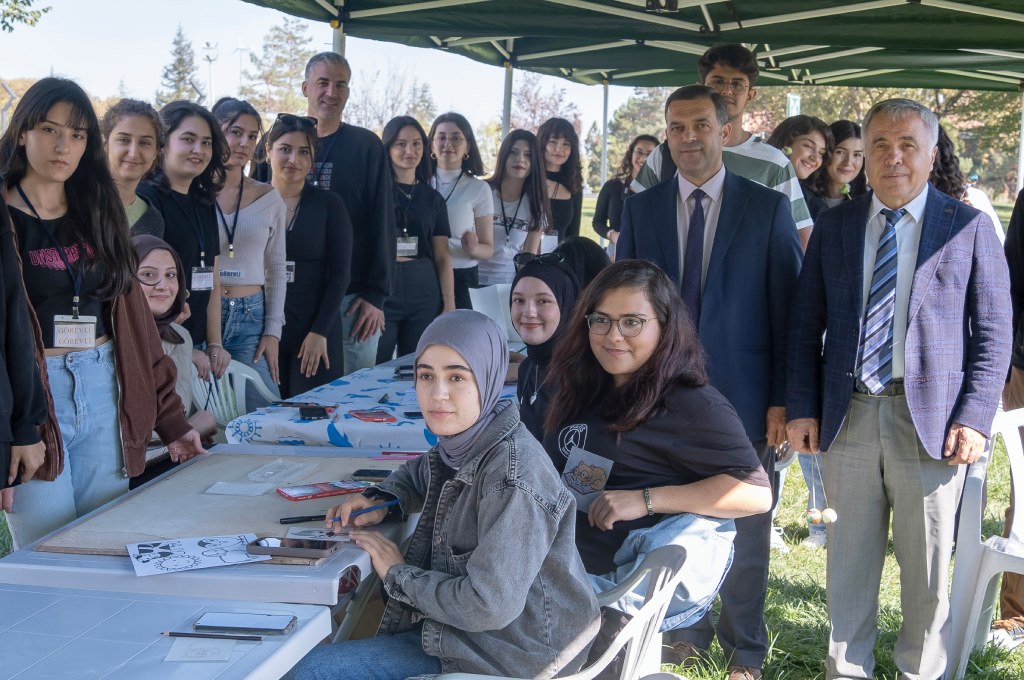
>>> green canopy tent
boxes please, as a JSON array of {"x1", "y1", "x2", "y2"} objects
[{"x1": 241, "y1": 0, "x2": 1024, "y2": 188}]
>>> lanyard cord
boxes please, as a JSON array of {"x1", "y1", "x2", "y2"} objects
[
  {"x1": 169, "y1": 191, "x2": 209, "y2": 267},
  {"x1": 499, "y1": 191, "x2": 525, "y2": 240},
  {"x1": 438, "y1": 170, "x2": 464, "y2": 202},
  {"x1": 215, "y1": 173, "x2": 245, "y2": 258},
  {"x1": 311, "y1": 131, "x2": 340, "y2": 188},
  {"x1": 16, "y1": 184, "x2": 85, "y2": 317},
  {"x1": 395, "y1": 182, "x2": 418, "y2": 236}
]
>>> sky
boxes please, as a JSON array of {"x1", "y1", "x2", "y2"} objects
[{"x1": 0, "y1": 0, "x2": 636, "y2": 135}]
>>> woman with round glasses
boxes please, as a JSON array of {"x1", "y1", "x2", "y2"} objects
[
  {"x1": 266, "y1": 114, "x2": 352, "y2": 398},
  {"x1": 428, "y1": 113, "x2": 493, "y2": 309},
  {"x1": 542, "y1": 260, "x2": 770, "y2": 661},
  {"x1": 478, "y1": 129, "x2": 551, "y2": 286},
  {"x1": 537, "y1": 117, "x2": 583, "y2": 243}
]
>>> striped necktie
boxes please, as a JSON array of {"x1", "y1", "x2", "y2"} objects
[{"x1": 857, "y1": 207, "x2": 906, "y2": 395}]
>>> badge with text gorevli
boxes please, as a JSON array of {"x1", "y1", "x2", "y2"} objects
[{"x1": 53, "y1": 315, "x2": 97, "y2": 348}]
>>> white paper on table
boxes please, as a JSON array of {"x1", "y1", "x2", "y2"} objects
[
  {"x1": 285, "y1": 527, "x2": 351, "y2": 542},
  {"x1": 127, "y1": 533, "x2": 270, "y2": 577},
  {"x1": 204, "y1": 482, "x2": 275, "y2": 496},
  {"x1": 164, "y1": 636, "x2": 236, "y2": 661}
]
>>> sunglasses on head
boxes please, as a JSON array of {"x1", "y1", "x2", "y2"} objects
[
  {"x1": 274, "y1": 113, "x2": 318, "y2": 131},
  {"x1": 513, "y1": 251, "x2": 564, "y2": 272}
]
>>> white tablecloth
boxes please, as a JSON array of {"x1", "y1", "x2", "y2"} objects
[{"x1": 225, "y1": 366, "x2": 516, "y2": 449}]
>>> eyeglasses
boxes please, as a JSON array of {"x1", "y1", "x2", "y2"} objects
[
  {"x1": 274, "y1": 113, "x2": 318, "y2": 131},
  {"x1": 705, "y1": 78, "x2": 750, "y2": 94},
  {"x1": 434, "y1": 133, "x2": 465, "y2": 148},
  {"x1": 137, "y1": 270, "x2": 178, "y2": 286},
  {"x1": 513, "y1": 251, "x2": 564, "y2": 271},
  {"x1": 586, "y1": 313, "x2": 656, "y2": 338}
]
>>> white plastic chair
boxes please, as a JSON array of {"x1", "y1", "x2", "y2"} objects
[
  {"x1": 190, "y1": 360, "x2": 278, "y2": 443},
  {"x1": 948, "y1": 407, "x2": 1024, "y2": 679},
  {"x1": 436, "y1": 544, "x2": 688, "y2": 680}
]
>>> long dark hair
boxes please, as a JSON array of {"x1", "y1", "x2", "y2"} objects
[
  {"x1": 383, "y1": 115, "x2": 432, "y2": 184},
  {"x1": 0, "y1": 77, "x2": 136, "y2": 299},
  {"x1": 545, "y1": 260, "x2": 708, "y2": 434},
  {"x1": 616, "y1": 134, "x2": 659, "y2": 180},
  {"x1": 428, "y1": 112, "x2": 485, "y2": 176},
  {"x1": 147, "y1": 101, "x2": 228, "y2": 203},
  {"x1": 486, "y1": 129, "x2": 551, "y2": 232},
  {"x1": 931, "y1": 125, "x2": 967, "y2": 200},
  {"x1": 810, "y1": 119, "x2": 867, "y2": 199},
  {"x1": 537, "y1": 117, "x2": 583, "y2": 194}
]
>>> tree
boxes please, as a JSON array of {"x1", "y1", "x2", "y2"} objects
[
  {"x1": 344, "y1": 59, "x2": 437, "y2": 135},
  {"x1": 239, "y1": 17, "x2": 315, "y2": 115},
  {"x1": 581, "y1": 87, "x2": 668, "y2": 189},
  {"x1": 1, "y1": 0, "x2": 49, "y2": 32},
  {"x1": 156, "y1": 26, "x2": 203, "y2": 107},
  {"x1": 508, "y1": 72, "x2": 581, "y2": 134}
]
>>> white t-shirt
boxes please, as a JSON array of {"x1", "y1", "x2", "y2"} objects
[
  {"x1": 477, "y1": 189, "x2": 553, "y2": 286},
  {"x1": 432, "y1": 168, "x2": 494, "y2": 269},
  {"x1": 965, "y1": 186, "x2": 1005, "y2": 244}
]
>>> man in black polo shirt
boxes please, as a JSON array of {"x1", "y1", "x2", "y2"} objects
[{"x1": 301, "y1": 52, "x2": 394, "y2": 370}]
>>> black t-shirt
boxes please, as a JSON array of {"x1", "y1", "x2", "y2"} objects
[
  {"x1": 10, "y1": 208, "x2": 108, "y2": 348},
  {"x1": 310, "y1": 124, "x2": 395, "y2": 308},
  {"x1": 545, "y1": 170, "x2": 583, "y2": 241},
  {"x1": 137, "y1": 182, "x2": 220, "y2": 344},
  {"x1": 394, "y1": 182, "x2": 452, "y2": 261},
  {"x1": 542, "y1": 382, "x2": 769, "y2": 574},
  {"x1": 593, "y1": 178, "x2": 630, "y2": 238}
]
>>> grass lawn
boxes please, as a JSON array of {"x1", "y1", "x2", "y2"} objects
[{"x1": 668, "y1": 439, "x2": 1024, "y2": 680}]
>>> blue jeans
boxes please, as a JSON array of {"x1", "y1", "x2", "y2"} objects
[
  {"x1": 221, "y1": 291, "x2": 280, "y2": 410},
  {"x1": 341, "y1": 292, "x2": 381, "y2": 371},
  {"x1": 6, "y1": 342, "x2": 128, "y2": 547},
  {"x1": 286, "y1": 629, "x2": 442, "y2": 680},
  {"x1": 593, "y1": 513, "x2": 736, "y2": 632},
  {"x1": 798, "y1": 453, "x2": 827, "y2": 537}
]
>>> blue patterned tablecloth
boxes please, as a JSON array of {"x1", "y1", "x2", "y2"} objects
[{"x1": 225, "y1": 366, "x2": 517, "y2": 449}]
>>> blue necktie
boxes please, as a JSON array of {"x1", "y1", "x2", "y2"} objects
[
  {"x1": 857, "y1": 207, "x2": 906, "y2": 394},
  {"x1": 680, "y1": 188, "x2": 705, "y2": 325}
]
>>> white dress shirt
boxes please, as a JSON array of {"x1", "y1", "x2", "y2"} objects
[
  {"x1": 675, "y1": 164, "x2": 726, "y2": 291},
  {"x1": 861, "y1": 185, "x2": 929, "y2": 380}
]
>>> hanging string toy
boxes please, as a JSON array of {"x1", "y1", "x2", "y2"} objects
[{"x1": 806, "y1": 454, "x2": 838, "y2": 525}]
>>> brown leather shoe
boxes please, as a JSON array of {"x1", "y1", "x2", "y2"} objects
[
  {"x1": 662, "y1": 640, "x2": 706, "y2": 667},
  {"x1": 727, "y1": 665, "x2": 763, "y2": 680}
]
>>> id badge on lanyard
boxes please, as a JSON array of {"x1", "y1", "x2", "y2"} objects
[
  {"x1": 397, "y1": 236, "x2": 419, "y2": 258},
  {"x1": 53, "y1": 314, "x2": 98, "y2": 348},
  {"x1": 192, "y1": 266, "x2": 215, "y2": 290},
  {"x1": 285, "y1": 261, "x2": 296, "y2": 283}
]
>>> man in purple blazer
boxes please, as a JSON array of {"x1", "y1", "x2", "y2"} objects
[{"x1": 786, "y1": 99, "x2": 1011, "y2": 679}]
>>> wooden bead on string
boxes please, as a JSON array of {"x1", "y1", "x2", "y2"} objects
[{"x1": 806, "y1": 508, "x2": 823, "y2": 524}]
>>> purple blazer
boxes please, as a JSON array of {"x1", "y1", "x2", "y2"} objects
[{"x1": 786, "y1": 184, "x2": 1011, "y2": 459}]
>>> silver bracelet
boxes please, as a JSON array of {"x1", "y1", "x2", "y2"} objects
[{"x1": 643, "y1": 487, "x2": 654, "y2": 516}]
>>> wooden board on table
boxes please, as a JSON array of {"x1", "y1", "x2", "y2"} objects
[{"x1": 36, "y1": 452, "x2": 404, "y2": 556}]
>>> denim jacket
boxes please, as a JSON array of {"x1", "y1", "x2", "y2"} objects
[{"x1": 377, "y1": 401, "x2": 600, "y2": 677}]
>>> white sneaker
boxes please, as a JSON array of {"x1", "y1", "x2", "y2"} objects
[
  {"x1": 770, "y1": 526, "x2": 789, "y2": 554},
  {"x1": 800, "y1": 533, "x2": 827, "y2": 549}
]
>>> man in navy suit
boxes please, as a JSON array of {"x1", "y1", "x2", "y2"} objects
[
  {"x1": 618, "y1": 85, "x2": 802, "y2": 680},
  {"x1": 786, "y1": 99, "x2": 1011, "y2": 679}
]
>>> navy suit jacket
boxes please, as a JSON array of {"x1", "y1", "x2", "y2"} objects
[
  {"x1": 786, "y1": 185, "x2": 1011, "y2": 459},
  {"x1": 619, "y1": 171, "x2": 802, "y2": 440}
]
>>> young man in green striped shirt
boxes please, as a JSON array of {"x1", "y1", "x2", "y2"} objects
[{"x1": 631, "y1": 45, "x2": 813, "y2": 250}]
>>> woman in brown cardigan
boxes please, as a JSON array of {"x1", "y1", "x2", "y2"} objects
[{"x1": 0, "y1": 77, "x2": 205, "y2": 547}]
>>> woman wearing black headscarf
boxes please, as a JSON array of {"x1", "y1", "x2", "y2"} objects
[
  {"x1": 287, "y1": 310, "x2": 599, "y2": 680},
  {"x1": 510, "y1": 256, "x2": 579, "y2": 441}
]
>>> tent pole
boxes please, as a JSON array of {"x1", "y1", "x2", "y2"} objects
[
  {"x1": 502, "y1": 61, "x2": 513, "y2": 139},
  {"x1": 600, "y1": 79, "x2": 609, "y2": 185},
  {"x1": 1017, "y1": 89, "x2": 1023, "y2": 193},
  {"x1": 332, "y1": 21, "x2": 346, "y2": 55}
]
